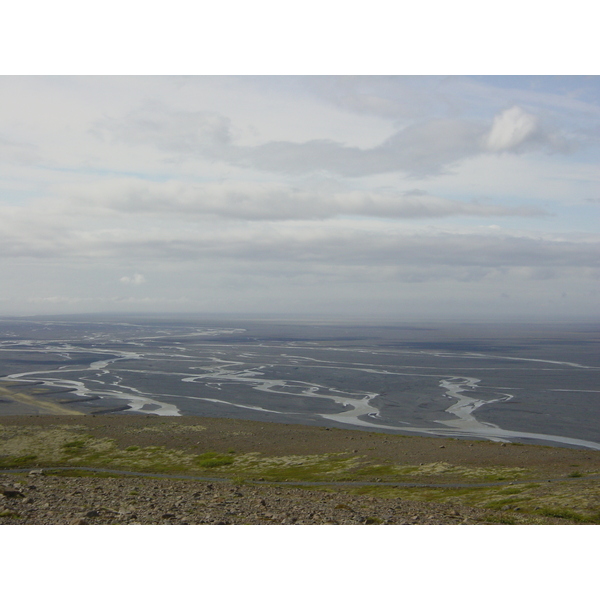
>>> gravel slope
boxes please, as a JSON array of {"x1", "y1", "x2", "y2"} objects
[
  {"x1": 1, "y1": 415, "x2": 599, "y2": 525},
  {"x1": 0, "y1": 471, "x2": 558, "y2": 525}
]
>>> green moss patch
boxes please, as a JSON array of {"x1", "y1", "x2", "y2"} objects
[
  {"x1": 195, "y1": 452, "x2": 235, "y2": 468},
  {"x1": 225, "y1": 452, "x2": 360, "y2": 481},
  {"x1": 0, "y1": 454, "x2": 38, "y2": 468}
]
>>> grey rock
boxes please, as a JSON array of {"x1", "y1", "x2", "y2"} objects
[{"x1": 1, "y1": 488, "x2": 24, "y2": 498}]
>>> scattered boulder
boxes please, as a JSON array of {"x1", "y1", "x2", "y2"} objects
[{"x1": 1, "y1": 488, "x2": 24, "y2": 498}]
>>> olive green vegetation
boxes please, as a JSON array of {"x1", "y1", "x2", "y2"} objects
[
  {"x1": 195, "y1": 452, "x2": 235, "y2": 468},
  {"x1": 1, "y1": 422, "x2": 599, "y2": 525},
  {"x1": 348, "y1": 480, "x2": 600, "y2": 524}
]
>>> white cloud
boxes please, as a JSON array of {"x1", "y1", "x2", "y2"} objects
[
  {"x1": 96, "y1": 99, "x2": 574, "y2": 179},
  {"x1": 119, "y1": 273, "x2": 146, "y2": 285},
  {"x1": 484, "y1": 106, "x2": 540, "y2": 152}
]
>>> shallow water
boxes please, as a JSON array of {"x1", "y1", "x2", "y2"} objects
[{"x1": 1, "y1": 317, "x2": 599, "y2": 449}]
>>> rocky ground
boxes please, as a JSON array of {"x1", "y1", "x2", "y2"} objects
[
  {"x1": 1, "y1": 415, "x2": 599, "y2": 525},
  {"x1": 0, "y1": 471, "x2": 551, "y2": 525}
]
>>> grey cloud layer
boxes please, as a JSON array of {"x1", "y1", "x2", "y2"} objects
[
  {"x1": 1, "y1": 211, "x2": 597, "y2": 277},
  {"x1": 55, "y1": 180, "x2": 546, "y2": 221},
  {"x1": 99, "y1": 104, "x2": 560, "y2": 177}
]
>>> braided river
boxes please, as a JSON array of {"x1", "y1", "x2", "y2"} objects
[{"x1": 1, "y1": 317, "x2": 599, "y2": 450}]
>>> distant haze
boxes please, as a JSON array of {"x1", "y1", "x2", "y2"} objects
[{"x1": 0, "y1": 76, "x2": 599, "y2": 320}]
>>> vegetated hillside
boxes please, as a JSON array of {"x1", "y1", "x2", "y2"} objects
[{"x1": 1, "y1": 415, "x2": 599, "y2": 525}]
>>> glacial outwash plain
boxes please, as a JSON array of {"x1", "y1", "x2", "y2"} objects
[{"x1": 1, "y1": 315, "x2": 599, "y2": 525}]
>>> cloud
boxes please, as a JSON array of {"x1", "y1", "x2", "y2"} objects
[
  {"x1": 97, "y1": 104, "x2": 232, "y2": 153},
  {"x1": 99, "y1": 102, "x2": 571, "y2": 179},
  {"x1": 484, "y1": 106, "x2": 540, "y2": 151},
  {"x1": 0, "y1": 77, "x2": 597, "y2": 319},
  {"x1": 97, "y1": 105, "x2": 492, "y2": 177},
  {"x1": 300, "y1": 75, "x2": 445, "y2": 120},
  {"x1": 0, "y1": 136, "x2": 41, "y2": 165},
  {"x1": 1, "y1": 211, "x2": 597, "y2": 277},
  {"x1": 53, "y1": 179, "x2": 547, "y2": 221},
  {"x1": 119, "y1": 273, "x2": 146, "y2": 285},
  {"x1": 228, "y1": 118, "x2": 487, "y2": 177}
]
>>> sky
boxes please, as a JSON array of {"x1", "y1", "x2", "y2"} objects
[{"x1": 0, "y1": 75, "x2": 599, "y2": 320}]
